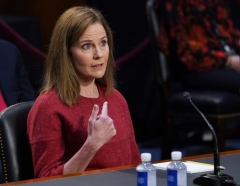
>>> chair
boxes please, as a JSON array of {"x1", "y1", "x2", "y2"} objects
[
  {"x1": 0, "y1": 101, "x2": 34, "y2": 183},
  {"x1": 146, "y1": 0, "x2": 240, "y2": 159}
]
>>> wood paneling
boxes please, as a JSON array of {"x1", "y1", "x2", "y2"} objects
[{"x1": 0, "y1": 0, "x2": 86, "y2": 51}]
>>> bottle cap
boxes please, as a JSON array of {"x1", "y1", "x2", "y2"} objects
[
  {"x1": 141, "y1": 153, "x2": 151, "y2": 161},
  {"x1": 171, "y1": 151, "x2": 182, "y2": 160}
]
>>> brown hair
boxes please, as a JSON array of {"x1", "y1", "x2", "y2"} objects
[{"x1": 41, "y1": 6, "x2": 115, "y2": 106}]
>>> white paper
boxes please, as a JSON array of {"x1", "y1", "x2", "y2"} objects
[{"x1": 153, "y1": 161, "x2": 214, "y2": 174}]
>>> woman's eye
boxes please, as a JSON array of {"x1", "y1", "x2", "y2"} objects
[
  {"x1": 100, "y1": 40, "x2": 107, "y2": 47},
  {"x1": 82, "y1": 44, "x2": 92, "y2": 50}
]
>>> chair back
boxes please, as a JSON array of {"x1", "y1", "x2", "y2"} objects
[
  {"x1": 0, "y1": 101, "x2": 34, "y2": 183},
  {"x1": 146, "y1": 0, "x2": 170, "y2": 86},
  {"x1": 146, "y1": 0, "x2": 186, "y2": 93}
]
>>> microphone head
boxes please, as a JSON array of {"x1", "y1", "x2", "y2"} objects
[{"x1": 183, "y1": 92, "x2": 191, "y2": 101}]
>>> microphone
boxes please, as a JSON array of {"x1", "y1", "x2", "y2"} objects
[{"x1": 183, "y1": 92, "x2": 236, "y2": 186}]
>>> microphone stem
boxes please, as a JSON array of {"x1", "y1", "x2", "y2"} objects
[{"x1": 189, "y1": 100, "x2": 220, "y2": 176}]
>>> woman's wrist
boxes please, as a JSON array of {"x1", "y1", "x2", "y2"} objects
[{"x1": 84, "y1": 137, "x2": 101, "y2": 153}]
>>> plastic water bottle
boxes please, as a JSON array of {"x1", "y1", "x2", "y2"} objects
[
  {"x1": 136, "y1": 153, "x2": 157, "y2": 186},
  {"x1": 167, "y1": 151, "x2": 187, "y2": 186}
]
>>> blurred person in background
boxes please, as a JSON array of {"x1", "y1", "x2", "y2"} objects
[
  {"x1": 0, "y1": 39, "x2": 36, "y2": 183},
  {"x1": 0, "y1": 39, "x2": 36, "y2": 112},
  {"x1": 158, "y1": 0, "x2": 240, "y2": 92}
]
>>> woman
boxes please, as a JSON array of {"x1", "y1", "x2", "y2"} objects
[
  {"x1": 158, "y1": 0, "x2": 240, "y2": 92},
  {"x1": 27, "y1": 6, "x2": 140, "y2": 178}
]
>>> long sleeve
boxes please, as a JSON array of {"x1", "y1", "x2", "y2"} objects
[
  {"x1": 27, "y1": 94, "x2": 66, "y2": 177},
  {"x1": 27, "y1": 87, "x2": 140, "y2": 178}
]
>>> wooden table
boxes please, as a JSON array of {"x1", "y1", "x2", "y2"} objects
[{"x1": 2, "y1": 150, "x2": 240, "y2": 186}]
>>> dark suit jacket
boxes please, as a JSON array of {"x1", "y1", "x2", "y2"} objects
[{"x1": 0, "y1": 39, "x2": 36, "y2": 106}]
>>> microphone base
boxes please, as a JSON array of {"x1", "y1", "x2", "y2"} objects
[{"x1": 193, "y1": 173, "x2": 234, "y2": 186}]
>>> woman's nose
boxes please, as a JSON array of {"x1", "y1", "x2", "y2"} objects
[{"x1": 93, "y1": 47, "x2": 103, "y2": 58}]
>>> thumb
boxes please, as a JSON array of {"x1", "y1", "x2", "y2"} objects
[{"x1": 101, "y1": 101, "x2": 108, "y2": 116}]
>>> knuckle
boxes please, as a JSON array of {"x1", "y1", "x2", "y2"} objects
[{"x1": 100, "y1": 115, "x2": 108, "y2": 121}]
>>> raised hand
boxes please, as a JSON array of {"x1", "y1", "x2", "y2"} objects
[{"x1": 87, "y1": 102, "x2": 116, "y2": 150}]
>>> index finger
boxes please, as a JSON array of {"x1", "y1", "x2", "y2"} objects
[
  {"x1": 89, "y1": 104, "x2": 99, "y2": 123},
  {"x1": 101, "y1": 101, "x2": 108, "y2": 116}
]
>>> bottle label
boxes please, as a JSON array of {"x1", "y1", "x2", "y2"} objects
[
  {"x1": 137, "y1": 172, "x2": 148, "y2": 186},
  {"x1": 167, "y1": 169, "x2": 177, "y2": 186}
]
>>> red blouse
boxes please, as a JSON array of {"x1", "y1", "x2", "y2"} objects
[
  {"x1": 27, "y1": 85, "x2": 140, "y2": 178},
  {"x1": 0, "y1": 92, "x2": 7, "y2": 112}
]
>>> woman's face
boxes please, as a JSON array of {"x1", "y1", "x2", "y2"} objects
[{"x1": 70, "y1": 22, "x2": 109, "y2": 84}]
